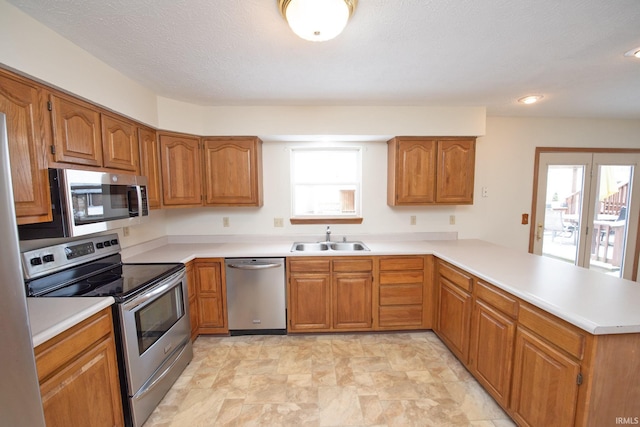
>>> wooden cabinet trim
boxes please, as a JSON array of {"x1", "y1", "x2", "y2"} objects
[
  {"x1": 438, "y1": 261, "x2": 473, "y2": 292},
  {"x1": 379, "y1": 256, "x2": 424, "y2": 271},
  {"x1": 289, "y1": 259, "x2": 331, "y2": 273},
  {"x1": 332, "y1": 258, "x2": 373, "y2": 272},
  {"x1": 474, "y1": 279, "x2": 518, "y2": 318}
]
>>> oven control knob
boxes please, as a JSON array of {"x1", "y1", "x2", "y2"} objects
[
  {"x1": 96, "y1": 242, "x2": 104, "y2": 249},
  {"x1": 110, "y1": 239, "x2": 118, "y2": 245},
  {"x1": 103, "y1": 241, "x2": 111, "y2": 247},
  {"x1": 30, "y1": 257, "x2": 42, "y2": 266},
  {"x1": 43, "y1": 254, "x2": 55, "y2": 263}
]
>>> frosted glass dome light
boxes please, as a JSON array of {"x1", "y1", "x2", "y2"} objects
[{"x1": 278, "y1": 0, "x2": 357, "y2": 42}]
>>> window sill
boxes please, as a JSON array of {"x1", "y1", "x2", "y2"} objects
[{"x1": 290, "y1": 217, "x2": 363, "y2": 225}]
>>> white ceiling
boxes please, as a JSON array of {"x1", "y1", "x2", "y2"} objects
[{"x1": 7, "y1": 0, "x2": 640, "y2": 118}]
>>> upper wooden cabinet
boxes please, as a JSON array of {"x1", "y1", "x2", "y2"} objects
[
  {"x1": 387, "y1": 137, "x2": 476, "y2": 206},
  {"x1": 0, "y1": 70, "x2": 52, "y2": 225},
  {"x1": 159, "y1": 132, "x2": 203, "y2": 207},
  {"x1": 101, "y1": 113, "x2": 139, "y2": 173},
  {"x1": 202, "y1": 137, "x2": 263, "y2": 207},
  {"x1": 50, "y1": 94, "x2": 103, "y2": 167},
  {"x1": 138, "y1": 126, "x2": 161, "y2": 209},
  {"x1": 436, "y1": 139, "x2": 475, "y2": 203}
]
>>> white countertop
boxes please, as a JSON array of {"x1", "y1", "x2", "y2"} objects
[
  {"x1": 123, "y1": 237, "x2": 640, "y2": 335},
  {"x1": 28, "y1": 297, "x2": 114, "y2": 347}
]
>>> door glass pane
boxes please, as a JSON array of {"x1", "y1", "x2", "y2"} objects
[
  {"x1": 541, "y1": 165, "x2": 584, "y2": 265},
  {"x1": 589, "y1": 165, "x2": 633, "y2": 277}
]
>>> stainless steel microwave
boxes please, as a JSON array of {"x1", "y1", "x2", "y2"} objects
[{"x1": 18, "y1": 168, "x2": 149, "y2": 240}]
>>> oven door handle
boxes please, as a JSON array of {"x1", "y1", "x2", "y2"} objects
[
  {"x1": 123, "y1": 270, "x2": 185, "y2": 311},
  {"x1": 133, "y1": 339, "x2": 190, "y2": 402}
]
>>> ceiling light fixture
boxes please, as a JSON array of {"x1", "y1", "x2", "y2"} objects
[
  {"x1": 278, "y1": 0, "x2": 358, "y2": 42},
  {"x1": 623, "y1": 47, "x2": 640, "y2": 58},
  {"x1": 518, "y1": 95, "x2": 544, "y2": 105}
]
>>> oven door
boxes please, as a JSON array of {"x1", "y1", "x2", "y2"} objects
[{"x1": 118, "y1": 269, "x2": 192, "y2": 399}]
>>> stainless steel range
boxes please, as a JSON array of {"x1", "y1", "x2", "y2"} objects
[{"x1": 22, "y1": 233, "x2": 193, "y2": 427}]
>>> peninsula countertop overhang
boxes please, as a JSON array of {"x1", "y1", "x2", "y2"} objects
[{"x1": 122, "y1": 236, "x2": 640, "y2": 336}]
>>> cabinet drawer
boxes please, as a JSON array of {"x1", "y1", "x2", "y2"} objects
[
  {"x1": 379, "y1": 257, "x2": 424, "y2": 271},
  {"x1": 518, "y1": 304, "x2": 585, "y2": 360},
  {"x1": 333, "y1": 258, "x2": 373, "y2": 272},
  {"x1": 475, "y1": 280, "x2": 518, "y2": 318},
  {"x1": 379, "y1": 271, "x2": 423, "y2": 285},
  {"x1": 289, "y1": 259, "x2": 330, "y2": 273},
  {"x1": 35, "y1": 309, "x2": 113, "y2": 382},
  {"x1": 438, "y1": 262, "x2": 473, "y2": 292},
  {"x1": 380, "y1": 284, "x2": 423, "y2": 305},
  {"x1": 379, "y1": 306, "x2": 423, "y2": 326}
]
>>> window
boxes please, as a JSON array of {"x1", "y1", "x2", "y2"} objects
[{"x1": 290, "y1": 146, "x2": 362, "y2": 222}]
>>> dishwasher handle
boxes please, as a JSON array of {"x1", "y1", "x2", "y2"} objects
[{"x1": 227, "y1": 262, "x2": 282, "y2": 270}]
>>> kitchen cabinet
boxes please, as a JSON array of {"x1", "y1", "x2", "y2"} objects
[
  {"x1": 194, "y1": 258, "x2": 228, "y2": 334},
  {"x1": 332, "y1": 259, "x2": 373, "y2": 330},
  {"x1": 434, "y1": 260, "x2": 473, "y2": 364},
  {"x1": 469, "y1": 280, "x2": 518, "y2": 408},
  {"x1": 185, "y1": 260, "x2": 199, "y2": 340},
  {"x1": 101, "y1": 112, "x2": 139, "y2": 173},
  {"x1": 288, "y1": 259, "x2": 332, "y2": 331},
  {"x1": 0, "y1": 70, "x2": 52, "y2": 225},
  {"x1": 202, "y1": 137, "x2": 263, "y2": 206},
  {"x1": 387, "y1": 137, "x2": 476, "y2": 206},
  {"x1": 49, "y1": 93, "x2": 103, "y2": 167},
  {"x1": 137, "y1": 125, "x2": 162, "y2": 209},
  {"x1": 287, "y1": 257, "x2": 373, "y2": 332},
  {"x1": 510, "y1": 304, "x2": 584, "y2": 427},
  {"x1": 377, "y1": 256, "x2": 433, "y2": 330},
  {"x1": 159, "y1": 132, "x2": 203, "y2": 207},
  {"x1": 34, "y1": 308, "x2": 123, "y2": 427}
]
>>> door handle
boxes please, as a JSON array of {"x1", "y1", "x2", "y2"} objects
[{"x1": 536, "y1": 223, "x2": 543, "y2": 241}]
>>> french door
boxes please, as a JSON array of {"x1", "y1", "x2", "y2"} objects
[{"x1": 531, "y1": 151, "x2": 640, "y2": 280}]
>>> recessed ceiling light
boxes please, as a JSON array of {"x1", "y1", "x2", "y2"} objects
[
  {"x1": 517, "y1": 95, "x2": 543, "y2": 105},
  {"x1": 623, "y1": 47, "x2": 640, "y2": 58}
]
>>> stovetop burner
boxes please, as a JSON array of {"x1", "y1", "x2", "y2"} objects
[{"x1": 24, "y1": 234, "x2": 184, "y2": 301}]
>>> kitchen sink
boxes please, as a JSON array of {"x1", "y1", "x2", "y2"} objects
[{"x1": 291, "y1": 241, "x2": 370, "y2": 252}]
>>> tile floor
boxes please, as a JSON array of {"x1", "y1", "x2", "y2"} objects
[{"x1": 143, "y1": 332, "x2": 517, "y2": 427}]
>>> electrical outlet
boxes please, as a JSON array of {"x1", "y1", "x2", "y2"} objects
[
  {"x1": 522, "y1": 213, "x2": 529, "y2": 225},
  {"x1": 122, "y1": 226, "x2": 130, "y2": 237},
  {"x1": 449, "y1": 215, "x2": 456, "y2": 225},
  {"x1": 482, "y1": 186, "x2": 488, "y2": 198},
  {"x1": 274, "y1": 218, "x2": 284, "y2": 227},
  {"x1": 222, "y1": 217, "x2": 230, "y2": 227},
  {"x1": 410, "y1": 215, "x2": 416, "y2": 225}
]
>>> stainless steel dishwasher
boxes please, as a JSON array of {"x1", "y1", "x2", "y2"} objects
[{"x1": 225, "y1": 258, "x2": 286, "y2": 335}]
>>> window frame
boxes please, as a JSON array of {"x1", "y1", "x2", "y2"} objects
[{"x1": 289, "y1": 145, "x2": 363, "y2": 224}]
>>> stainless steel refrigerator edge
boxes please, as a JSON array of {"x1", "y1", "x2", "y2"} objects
[{"x1": 0, "y1": 113, "x2": 46, "y2": 425}]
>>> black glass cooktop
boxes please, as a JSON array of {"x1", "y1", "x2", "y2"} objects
[{"x1": 27, "y1": 253, "x2": 184, "y2": 301}]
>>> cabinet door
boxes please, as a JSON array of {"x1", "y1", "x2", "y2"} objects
[
  {"x1": 0, "y1": 72, "x2": 52, "y2": 224},
  {"x1": 101, "y1": 113, "x2": 139, "y2": 172},
  {"x1": 436, "y1": 276, "x2": 472, "y2": 363},
  {"x1": 333, "y1": 272, "x2": 373, "y2": 330},
  {"x1": 138, "y1": 127, "x2": 161, "y2": 209},
  {"x1": 159, "y1": 133, "x2": 202, "y2": 207},
  {"x1": 511, "y1": 328, "x2": 580, "y2": 427},
  {"x1": 469, "y1": 300, "x2": 515, "y2": 408},
  {"x1": 195, "y1": 259, "x2": 227, "y2": 333},
  {"x1": 435, "y1": 139, "x2": 475, "y2": 203},
  {"x1": 389, "y1": 138, "x2": 436, "y2": 205},
  {"x1": 289, "y1": 273, "x2": 331, "y2": 331},
  {"x1": 202, "y1": 137, "x2": 263, "y2": 206},
  {"x1": 39, "y1": 336, "x2": 123, "y2": 427},
  {"x1": 50, "y1": 94, "x2": 102, "y2": 167}
]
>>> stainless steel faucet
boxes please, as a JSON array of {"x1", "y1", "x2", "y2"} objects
[{"x1": 325, "y1": 226, "x2": 331, "y2": 242}]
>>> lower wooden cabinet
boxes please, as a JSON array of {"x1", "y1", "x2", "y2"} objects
[
  {"x1": 435, "y1": 261, "x2": 473, "y2": 364},
  {"x1": 287, "y1": 257, "x2": 373, "y2": 332},
  {"x1": 34, "y1": 308, "x2": 123, "y2": 427},
  {"x1": 194, "y1": 258, "x2": 228, "y2": 334},
  {"x1": 510, "y1": 327, "x2": 581, "y2": 427}
]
